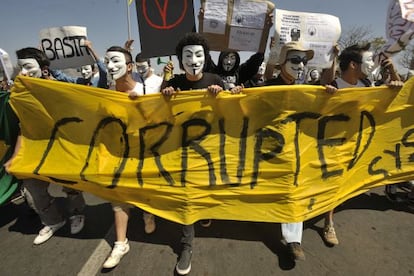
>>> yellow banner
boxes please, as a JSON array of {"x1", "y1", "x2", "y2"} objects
[{"x1": 8, "y1": 76, "x2": 414, "y2": 224}]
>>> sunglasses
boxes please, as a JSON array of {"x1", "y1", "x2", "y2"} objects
[{"x1": 287, "y1": 56, "x2": 308, "y2": 65}]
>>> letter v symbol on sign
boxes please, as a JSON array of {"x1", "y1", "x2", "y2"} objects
[{"x1": 142, "y1": 0, "x2": 188, "y2": 30}]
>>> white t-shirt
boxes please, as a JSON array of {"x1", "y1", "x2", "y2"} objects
[
  {"x1": 132, "y1": 71, "x2": 163, "y2": 95},
  {"x1": 334, "y1": 78, "x2": 369, "y2": 89},
  {"x1": 131, "y1": 82, "x2": 145, "y2": 95}
]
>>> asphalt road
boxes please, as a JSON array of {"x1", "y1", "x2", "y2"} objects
[{"x1": 0, "y1": 186, "x2": 413, "y2": 276}]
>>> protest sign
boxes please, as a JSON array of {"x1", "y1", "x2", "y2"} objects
[
  {"x1": 8, "y1": 76, "x2": 414, "y2": 224},
  {"x1": 269, "y1": 9, "x2": 341, "y2": 69},
  {"x1": 200, "y1": 0, "x2": 274, "y2": 52},
  {"x1": 376, "y1": 0, "x2": 414, "y2": 64},
  {"x1": 399, "y1": 0, "x2": 414, "y2": 22},
  {"x1": 135, "y1": 0, "x2": 196, "y2": 58},
  {"x1": 39, "y1": 26, "x2": 95, "y2": 69},
  {"x1": 0, "y1": 49, "x2": 14, "y2": 81}
]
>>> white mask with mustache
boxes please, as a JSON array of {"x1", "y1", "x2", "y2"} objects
[
  {"x1": 105, "y1": 51, "x2": 127, "y2": 81},
  {"x1": 182, "y1": 45, "x2": 205, "y2": 76},
  {"x1": 284, "y1": 50, "x2": 307, "y2": 81}
]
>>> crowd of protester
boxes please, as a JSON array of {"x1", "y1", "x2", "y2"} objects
[{"x1": 1, "y1": 12, "x2": 414, "y2": 275}]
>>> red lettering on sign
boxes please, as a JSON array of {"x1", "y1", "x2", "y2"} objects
[{"x1": 143, "y1": 0, "x2": 187, "y2": 30}]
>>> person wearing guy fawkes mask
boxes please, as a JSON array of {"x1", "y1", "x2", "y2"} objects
[
  {"x1": 4, "y1": 47, "x2": 86, "y2": 246},
  {"x1": 102, "y1": 46, "x2": 158, "y2": 270},
  {"x1": 214, "y1": 50, "x2": 263, "y2": 93},
  {"x1": 264, "y1": 41, "x2": 337, "y2": 262},
  {"x1": 132, "y1": 53, "x2": 163, "y2": 93},
  {"x1": 244, "y1": 61, "x2": 267, "y2": 88},
  {"x1": 330, "y1": 42, "x2": 403, "y2": 89},
  {"x1": 161, "y1": 32, "x2": 227, "y2": 276},
  {"x1": 330, "y1": 43, "x2": 404, "y2": 208},
  {"x1": 51, "y1": 40, "x2": 108, "y2": 88},
  {"x1": 265, "y1": 41, "x2": 314, "y2": 86}
]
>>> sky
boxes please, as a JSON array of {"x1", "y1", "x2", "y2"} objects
[{"x1": 0, "y1": 0, "x2": 392, "y2": 74}]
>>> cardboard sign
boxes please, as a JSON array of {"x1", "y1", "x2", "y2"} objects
[
  {"x1": 39, "y1": 26, "x2": 95, "y2": 69},
  {"x1": 135, "y1": 0, "x2": 196, "y2": 58},
  {"x1": 200, "y1": 0, "x2": 274, "y2": 52}
]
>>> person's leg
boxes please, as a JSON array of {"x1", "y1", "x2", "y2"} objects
[
  {"x1": 63, "y1": 187, "x2": 85, "y2": 215},
  {"x1": 176, "y1": 224, "x2": 194, "y2": 275},
  {"x1": 114, "y1": 206, "x2": 129, "y2": 242},
  {"x1": 385, "y1": 183, "x2": 400, "y2": 202},
  {"x1": 103, "y1": 204, "x2": 131, "y2": 269},
  {"x1": 409, "y1": 186, "x2": 414, "y2": 199},
  {"x1": 408, "y1": 183, "x2": 414, "y2": 210},
  {"x1": 281, "y1": 222, "x2": 305, "y2": 261},
  {"x1": 143, "y1": 211, "x2": 156, "y2": 234},
  {"x1": 23, "y1": 179, "x2": 66, "y2": 245},
  {"x1": 62, "y1": 187, "x2": 86, "y2": 234},
  {"x1": 323, "y1": 209, "x2": 339, "y2": 245},
  {"x1": 23, "y1": 179, "x2": 64, "y2": 225}
]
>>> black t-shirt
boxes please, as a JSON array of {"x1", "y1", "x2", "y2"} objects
[{"x1": 167, "y1": 73, "x2": 224, "y2": 90}]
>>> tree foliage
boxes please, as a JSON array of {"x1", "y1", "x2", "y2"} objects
[
  {"x1": 338, "y1": 25, "x2": 373, "y2": 49},
  {"x1": 399, "y1": 44, "x2": 414, "y2": 70}
]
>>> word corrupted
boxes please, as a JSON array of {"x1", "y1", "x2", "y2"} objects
[{"x1": 32, "y1": 110, "x2": 414, "y2": 190}]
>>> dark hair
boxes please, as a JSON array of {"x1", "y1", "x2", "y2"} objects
[
  {"x1": 106, "y1": 46, "x2": 133, "y2": 64},
  {"x1": 175, "y1": 32, "x2": 210, "y2": 70},
  {"x1": 16, "y1": 47, "x2": 50, "y2": 68},
  {"x1": 338, "y1": 42, "x2": 371, "y2": 72},
  {"x1": 135, "y1": 53, "x2": 150, "y2": 66}
]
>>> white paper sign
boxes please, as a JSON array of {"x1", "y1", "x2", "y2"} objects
[
  {"x1": 39, "y1": 26, "x2": 95, "y2": 69},
  {"x1": 0, "y1": 48, "x2": 14, "y2": 81},
  {"x1": 203, "y1": 0, "x2": 228, "y2": 34},
  {"x1": 399, "y1": 0, "x2": 414, "y2": 22},
  {"x1": 269, "y1": 9, "x2": 341, "y2": 69},
  {"x1": 228, "y1": 27, "x2": 263, "y2": 51},
  {"x1": 231, "y1": 0, "x2": 267, "y2": 29},
  {"x1": 379, "y1": 0, "x2": 414, "y2": 64}
]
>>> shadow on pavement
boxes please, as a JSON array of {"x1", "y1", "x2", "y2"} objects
[
  {"x1": 4, "y1": 196, "x2": 113, "y2": 240},
  {"x1": 120, "y1": 208, "x2": 298, "y2": 270}
]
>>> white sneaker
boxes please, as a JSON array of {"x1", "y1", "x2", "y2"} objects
[
  {"x1": 143, "y1": 213, "x2": 156, "y2": 234},
  {"x1": 70, "y1": 215, "x2": 85, "y2": 234},
  {"x1": 102, "y1": 239, "x2": 130, "y2": 269},
  {"x1": 33, "y1": 220, "x2": 66, "y2": 245}
]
